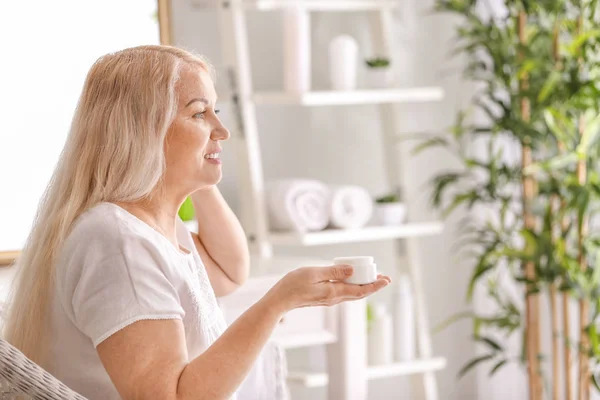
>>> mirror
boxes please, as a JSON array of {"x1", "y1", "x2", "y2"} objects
[{"x1": 0, "y1": 0, "x2": 171, "y2": 265}]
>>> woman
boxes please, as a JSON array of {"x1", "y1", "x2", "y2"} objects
[{"x1": 3, "y1": 45, "x2": 389, "y2": 400}]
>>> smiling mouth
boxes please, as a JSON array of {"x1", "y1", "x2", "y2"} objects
[{"x1": 204, "y1": 152, "x2": 220, "y2": 159}]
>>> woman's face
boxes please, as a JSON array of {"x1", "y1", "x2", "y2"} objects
[{"x1": 163, "y1": 65, "x2": 230, "y2": 196}]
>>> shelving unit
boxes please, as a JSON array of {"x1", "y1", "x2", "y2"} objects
[
  {"x1": 269, "y1": 222, "x2": 443, "y2": 246},
  {"x1": 253, "y1": 87, "x2": 444, "y2": 106},
  {"x1": 288, "y1": 357, "x2": 448, "y2": 388},
  {"x1": 193, "y1": 0, "x2": 447, "y2": 399}
]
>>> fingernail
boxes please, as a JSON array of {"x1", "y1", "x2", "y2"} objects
[{"x1": 344, "y1": 266, "x2": 354, "y2": 275}]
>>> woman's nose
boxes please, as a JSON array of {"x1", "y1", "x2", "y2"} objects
[{"x1": 211, "y1": 122, "x2": 230, "y2": 141}]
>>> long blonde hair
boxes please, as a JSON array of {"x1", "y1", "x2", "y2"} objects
[{"x1": 3, "y1": 45, "x2": 211, "y2": 366}]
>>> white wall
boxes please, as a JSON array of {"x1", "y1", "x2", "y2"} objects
[
  {"x1": 0, "y1": 0, "x2": 159, "y2": 252},
  {"x1": 171, "y1": 0, "x2": 478, "y2": 398}
]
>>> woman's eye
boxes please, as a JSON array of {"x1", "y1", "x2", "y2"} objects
[
  {"x1": 215, "y1": 109, "x2": 221, "y2": 115},
  {"x1": 193, "y1": 111, "x2": 206, "y2": 119}
]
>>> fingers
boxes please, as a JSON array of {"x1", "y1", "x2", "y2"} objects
[
  {"x1": 329, "y1": 277, "x2": 390, "y2": 301},
  {"x1": 312, "y1": 265, "x2": 354, "y2": 282},
  {"x1": 377, "y1": 274, "x2": 392, "y2": 284}
]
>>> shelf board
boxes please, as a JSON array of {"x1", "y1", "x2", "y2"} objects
[
  {"x1": 287, "y1": 371, "x2": 330, "y2": 388},
  {"x1": 186, "y1": 220, "x2": 443, "y2": 247},
  {"x1": 367, "y1": 357, "x2": 447, "y2": 380},
  {"x1": 247, "y1": 0, "x2": 399, "y2": 11},
  {"x1": 253, "y1": 87, "x2": 444, "y2": 106},
  {"x1": 288, "y1": 357, "x2": 447, "y2": 387},
  {"x1": 269, "y1": 222, "x2": 444, "y2": 246},
  {"x1": 192, "y1": 0, "x2": 399, "y2": 11},
  {"x1": 272, "y1": 331, "x2": 337, "y2": 349}
]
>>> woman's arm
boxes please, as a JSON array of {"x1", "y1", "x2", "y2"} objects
[
  {"x1": 190, "y1": 186, "x2": 250, "y2": 297},
  {"x1": 97, "y1": 266, "x2": 390, "y2": 400},
  {"x1": 98, "y1": 293, "x2": 281, "y2": 400}
]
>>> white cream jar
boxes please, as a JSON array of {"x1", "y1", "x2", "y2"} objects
[{"x1": 333, "y1": 256, "x2": 377, "y2": 285}]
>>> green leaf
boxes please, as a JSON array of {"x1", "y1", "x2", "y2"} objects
[
  {"x1": 467, "y1": 262, "x2": 494, "y2": 301},
  {"x1": 590, "y1": 324, "x2": 599, "y2": 355},
  {"x1": 525, "y1": 153, "x2": 579, "y2": 175},
  {"x1": 444, "y1": 192, "x2": 479, "y2": 218},
  {"x1": 593, "y1": 373, "x2": 600, "y2": 393},
  {"x1": 458, "y1": 354, "x2": 495, "y2": 378},
  {"x1": 489, "y1": 359, "x2": 508, "y2": 376},
  {"x1": 577, "y1": 112, "x2": 600, "y2": 156},
  {"x1": 476, "y1": 335, "x2": 504, "y2": 352},
  {"x1": 517, "y1": 60, "x2": 538, "y2": 80},
  {"x1": 433, "y1": 311, "x2": 474, "y2": 333},
  {"x1": 568, "y1": 30, "x2": 600, "y2": 56},
  {"x1": 412, "y1": 136, "x2": 450, "y2": 155},
  {"x1": 538, "y1": 70, "x2": 561, "y2": 103}
]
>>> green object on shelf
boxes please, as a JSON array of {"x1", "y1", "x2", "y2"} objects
[
  {"x1": 178, "y1": 197, "x2": 195, "y2": 221},
  {"x1": 375, "y1": 193, "x2": 400, "y2": 204},
  {"x1": 366, "y1": 302, "x2": 374, "y2": 333},
  {"x1": 365, "y1": 57, "x2": 390, "y2": 68}
]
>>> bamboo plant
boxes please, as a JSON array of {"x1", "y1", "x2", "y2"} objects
[{"x1": 419, "y1": 1, "x2": 600, "y2": 399}]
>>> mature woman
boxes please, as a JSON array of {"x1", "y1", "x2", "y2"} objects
[{"x1": 3, "y1": 45, "x2": 389, "y2": 400}]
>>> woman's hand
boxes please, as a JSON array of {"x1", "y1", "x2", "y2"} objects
[{"x1": 265, "y1": 265, "x2": 391, "y2": 314}]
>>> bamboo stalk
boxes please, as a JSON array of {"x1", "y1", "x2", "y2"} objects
[
  {"x1": 575, "y1": 12, "x2": 590, "y2": 400},
  {"x1": 519, "y1": 11, "x2": 542, "y2": 400},
  {"x1": 560, "y1": 142, "x2": 574, "y2": 400},
  {"x1": 550, "y1": 283, "x2": 561, "y2": 400},
  {"x1": 565, "y1": 291, "x2": 574, "y2": 400},
  {"x1": 550, "y1": 23, "x2": 561, "y2": 400},
  {"x1": 577, "y1": 131, "x2": 589, "y2": 400}
]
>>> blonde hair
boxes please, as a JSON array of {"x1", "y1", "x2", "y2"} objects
[{"x1": 3, "y1": 45, "x2": 211, "y2": 366}]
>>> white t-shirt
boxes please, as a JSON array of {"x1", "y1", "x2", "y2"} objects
[{"x1": 48, "y1": 202, "x2": 233, "y2": 399}]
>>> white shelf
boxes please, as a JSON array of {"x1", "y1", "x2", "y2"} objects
[
  {"x1": 367, "y1": 357, "x2": 447, "y2": 380},
  {"x1": 248, "y1": 0, "x2": 399, "y2": 11},
  {"x1": 269, "y1": 222, "x2": 444, "y2": 246},
  {"x1": 287, "y1": 371, "x2": 330, "y2": 388},
  {"x1": 288, "y1": 357, "x2": 447, "y2": 387},
  {"x1": 272, "y1": 331, "x2": 337, "y2": 349},
  {"x1": 253, "y1": 87, "x2": 444, "y2": 106},
  {"x1": 192, "y1": 0, "x2": 399, "y2": 11}
]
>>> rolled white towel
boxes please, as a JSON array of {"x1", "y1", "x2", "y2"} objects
[
  {"x1": 328, "y1": 185, "x2": 373, "y2": 229},
  {"x1": 266, "y1": 180, "x2": 330, "y2": 232}
]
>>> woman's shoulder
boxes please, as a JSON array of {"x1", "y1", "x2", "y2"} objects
[
  {"x1": 68, "y1": 203, "x2": 135, "y2": 243},
  {"x1": 61, "y1": 203, "x2": 158, "y2": 263}
]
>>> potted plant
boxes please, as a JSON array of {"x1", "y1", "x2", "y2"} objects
[
  {"x1": 365, "y1": 57, "x2": 393, "y2": 89},
  {"x1": 417, "y1": 1, "x2": 600, "y2": 399},
  {"x1": 372, "y1": 191, "x2": 406, "y2": 226},
  {"x1": 178, "y1": 196, "x2": 195, "y2": 222}
]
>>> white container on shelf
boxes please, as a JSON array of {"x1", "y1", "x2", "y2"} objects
[
  {"x1": 366, "y1": 68, "x2": 394, "y2": 89},
  {"x1": 329, "y1": 35, "x2": 358, "y2": 91},
  {"x1": 395, "y1": 274, "x2": 416, "y2": 361},
  {"x1": 368, "y1": 303, "x2": 393, "y2": 366},
  {"x1": 283, "y1": 6, "x2": 311, "y2": 93},
  {"x1": 372, "y1": 202, "x2": 407, "y2": 226}
]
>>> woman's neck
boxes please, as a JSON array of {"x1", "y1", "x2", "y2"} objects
[{"x1": 115, "y1": 193, "x2": 185, "y2": 248}]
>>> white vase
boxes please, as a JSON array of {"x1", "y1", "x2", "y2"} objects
[
  {"x1": 366, "y1": 68, "x2": 394, "y2": 89},
  {"x1": 368, "y1": 303, "x2": 393, "y2": 366},
  {"x1": 283, "y1": 7, "x2": 311, "y2": 93},
  {"x1": 394, "y1": 274, "x2": 416, "y2": 362},
  {"x1": 372, "y1": 203, "x2": 407, "y2": 226},
  {"x1": 329, "y1": 35, "x2": 358, "y2": 91}
]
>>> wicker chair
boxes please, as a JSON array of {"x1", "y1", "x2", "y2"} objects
[{"x1": 0, "y1": 339, "x2": 87, "y2": 400}]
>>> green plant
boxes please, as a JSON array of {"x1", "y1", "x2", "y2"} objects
[
  {"x1": 375, "y1": 193, "x2": 401, "y2": 204},
  {"x1": 178, "y1": 197, "x2": 195, "y2": 221},
  {"x1": 418, "y1": 1, "x2": 600, "y2": 399},
  {"x1": 365, "y1": 57, "x2": 391, "y2": 68}
]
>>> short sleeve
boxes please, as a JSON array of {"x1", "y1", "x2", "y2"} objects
[{"x1": 68, "y1": 237, "x2": 185, "y2": 347}]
